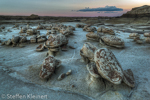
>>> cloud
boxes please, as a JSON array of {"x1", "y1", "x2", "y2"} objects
[
  {"x1": 77, "y1": 6, "x2": 123, "y2": 12},
  {"x1": 104, "y1": 11, "x2": 118, "y2": 13}
]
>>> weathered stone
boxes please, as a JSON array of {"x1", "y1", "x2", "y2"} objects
[
  {"x1": 123, "y1": 69, "x2": 135, "y2": 87},
  {"x1": 5, "y1": 39, "x2": 12, "y2": 46},
  {"x1": 66, "y1": 70, "x2": 72, "y2": 76},
  {"x1": 26, "y1": 29, "x2": 37, "y2": 35},
  {"x1": 94, "y1": 48, "x2": 124, "y2": 84},
  {"x1": 36, "y1": 44, "x2": 44, "y2": 52},
  {"x1": 98, "y1": 27, "x2": 115, "y2": 35},
  {"x1": 39, "y1": 56, "x2": 61, "y2": 79},
  {"x1": 37, "y1": 38, "x2": 47, "y2": 43},
  {"x1": 37, "y1": 23, "x2": 44, "y2": 29},
  {"x1": 86, "y1": 32, "x2": 103, "y2": 41},
  {"x1": 100, "y1": 35, "x2": 124, "y2": 48},
  {"x1": 86, "y1": 62, "x2": 100, "y2": 78},
  {"x1": 19, "y1": 27, "x2": 27, "y2": 33},
  {"x1": 145, "y1": 37, "x2": 150, "y2": 43},
  {"x1": 76, "y1": 24, "x2": 84, "y2": 28},
  {"x1": 80, "y1": 42, "x2": 97, "y2": 62},
  {"x1": 30, "y1": 36, "x2": 37, "y2": 43},
  {"x1": 19, "y1": 36, "x2": 27, "y2": 43},
  {"x1": 144, "y1": 33, "x2": 150, "y2": 37},
  {"x1": 11, "y1": 36, "x2": 20, "y2": 44},
  {"x1": 58, "y1": 73, "x2": 66, "y2": 80},
  {"x1": 45, "y1": 34, "x2": 68, "y2": 48},
  {"x1": 129, "y1": 33, "x2": 139, "y2": 38}
]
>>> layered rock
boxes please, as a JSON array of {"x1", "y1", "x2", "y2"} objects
[{"x1": 122, "y1": 5, "x2": 150, "y2": 18}]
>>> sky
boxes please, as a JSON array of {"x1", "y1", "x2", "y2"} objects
[{"x1": 0, "y1": 0, "x2": 150, "y2": 17}]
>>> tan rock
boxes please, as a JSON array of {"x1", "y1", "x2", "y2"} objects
[
  {"x1": 5, "y1": 39, "x2": 12, "y2": 46},
  {"x1": 129, "y1": 33, "x2": 139, "y2": 38},
  {"x1": 86, "y1": 62, "x2": 100, "y2": 78},
  {"x1": 145, "y1": 37, "x2": 150, "y2": 43},
  {"x1": 39, "y1": 56, "x2": 61, "y2": 79},
  {"x1": 94, "y1": 48, "x2": 124, "y2": 84},
  {"x1": 19, "y1": 36, "x2": 27, "y2": 43},
  {"x1": 100, "y1": 35, "x2": 124, "y2": 48},
  {"x1": 144, "y1": 33, "x2": 150, "y2": 37},
  {"x1": 36, "y1": 44, "x2": 44, "y2": 52},
  {"x1": 80, "y1": 42, "x2": 97, "y2": 62},
  {"x1": 45, "y1": 34, "x2": 68, "y2": 48},
  {"x1": 86, "y1": 32, "x2": 103, "y2": 41},
  {"x1": 66, "y1": 70, "x2": 72, "y2": 76},
  {"x1": 58, "y1": 73, "x2": 66, "y2": 80},
  {"x1": 26, "y1": 29, "x2": 37, "y2": 35}
]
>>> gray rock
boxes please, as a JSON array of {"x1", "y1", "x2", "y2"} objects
[{"x1": 123, "y1": 69, "x2": 135, "y2": 87}]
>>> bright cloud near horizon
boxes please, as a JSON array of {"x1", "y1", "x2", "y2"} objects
[{"x1": 0, "y1": 0, "x2": 150, "y2": 17}]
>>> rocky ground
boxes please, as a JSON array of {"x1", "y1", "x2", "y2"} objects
[{"x1": 0, "y1": 21, "x2": 150, "y2": 100}]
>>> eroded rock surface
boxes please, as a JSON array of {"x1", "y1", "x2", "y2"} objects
[
  {"x1": 100, "y1": 35, "x2": 124, "y2": 48},
  {"x1": 94, "y1": 48, "x2": 124, "y2": 84},
  {"x1": 80, "y1": 42, "x2": 97, "y2": 62},
  {"x1": 39, "y1": 56, "x2": 61, "y2": 79}
]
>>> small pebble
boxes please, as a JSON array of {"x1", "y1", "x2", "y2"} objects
[
  {"x1": 58, "y1": 73, "x2": 65, "y2": 80},
  {"x1": 66, "y1": 70, "x2": 72, "y2": 76}
]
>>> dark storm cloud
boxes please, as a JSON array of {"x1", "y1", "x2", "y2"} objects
[{"x1": 77, "y1": 6, "x2": 123, "y2": 12}]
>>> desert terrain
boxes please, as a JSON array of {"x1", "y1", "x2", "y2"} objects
[{"x1": 0, "y1": 5, "x2": 150, "y2": 100}]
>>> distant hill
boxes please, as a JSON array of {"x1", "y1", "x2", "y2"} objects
[
  {"x1": 107, "y1": 5, "x2": 150, "y2": 24},
  {"x1": 122, "y1": 5, "x2": 150, "y2": 17}
]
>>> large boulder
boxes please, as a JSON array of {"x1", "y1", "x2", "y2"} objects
[
  {"x1": 100, "y1": 35, "x2": 124, "y2": 48},
  {"x1": 94, "y1": 48, "x2": 124, "y2": 84},
  {"x1": 45, "y1": 34, "x2": 68, "y2": 48}
]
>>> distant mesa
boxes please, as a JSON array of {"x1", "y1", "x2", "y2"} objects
[
  {"x1": 107, "y1": 5, "x2": 150, "y2": 24},
  {"x1": 121, "y1": 5, "x2": 150, "y2": 18},
  {"x1": 28, "y1": 14, "x2": 40, "y2": 20}
]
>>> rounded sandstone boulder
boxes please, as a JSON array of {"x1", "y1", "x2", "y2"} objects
[{"x1": 94, "y1": 48, "x2": 124, "y2": 84}]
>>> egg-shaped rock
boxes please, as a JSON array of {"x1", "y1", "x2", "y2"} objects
[
  {"x1": 94, "y1": 48, "x2": 124, "y2": 84},
  {"x1": 100, "y1": 35, "x2": 124, "y2": 48}
]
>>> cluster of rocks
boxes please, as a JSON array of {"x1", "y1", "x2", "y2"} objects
[
  {"x1": 83, "y1": 25, "x2": 97, "y2": 32},
  {"x1": 44, "y1": 34, "x2": 68, "y2": 56},
  {"x1": 80, "y1": 42, "x2": 135, "y2": 87},
  {"x1": 1, "y1": 36, "x2": 27, "y2": 47},
  {"x1": 97, "y1": 27, "x2": 115, "y2": 35},
  {"x1": 45, "y1": 24, "x2": 75, "y2": 37},
  {"x1": 84, "y1": 26, "x2": 124, "y2": 48},
  {"x1": 31, "y1": 34, "x2": 47, "y2": 43},
  {"x1": 128, "y1": 32, "x2": 150, "y2": 44}
]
